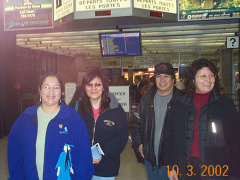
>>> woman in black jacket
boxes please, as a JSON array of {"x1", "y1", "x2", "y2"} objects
[
  {"x1": 164, "y1": 59, "x2": 240, "y2": 180},
  {"x1": 70, "y1": 68, "x2": 128, "y2": 180}
]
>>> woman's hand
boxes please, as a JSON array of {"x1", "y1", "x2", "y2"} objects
[
  {"x1": 93, "y1": 157, "x2": 102, "y2": 164},
  {"x1": 168, "y1": 170, "x2": 179, "y2": 180},
  {"x1": 138, "y1": 144, "x2": 145, "y2": 158}
]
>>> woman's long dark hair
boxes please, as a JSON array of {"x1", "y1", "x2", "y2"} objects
[
  {"x1": 71, "y1": 68, "x2": 110, "y2": 115},
  {"x1": 184, "y1": 59, "x2": 222, "y2": 95}
]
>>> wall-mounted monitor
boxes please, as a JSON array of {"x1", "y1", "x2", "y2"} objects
[{"x1": 99, "y1": 32, "x2": 142, "y2": 56}]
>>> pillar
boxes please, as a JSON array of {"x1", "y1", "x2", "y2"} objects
[
  {"x1": 0, "y1": 1, "x2": 17, "y2": 135},
  {"x1": 75, "y1": 54, "x2": 86, "y2": 85},
  {"x1": 220, "y1": 49, "x2": 233, "y2": 98}
]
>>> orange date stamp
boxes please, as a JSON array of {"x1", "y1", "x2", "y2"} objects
[{"x1": 166, "y1": 165, "x2": 229, "y2": 177}]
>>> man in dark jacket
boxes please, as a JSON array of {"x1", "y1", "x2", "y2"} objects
[
  {"x1": 129, "y1": 62, "x2": 182, "y2": 180},
  {"x1": 134, "y1": 75, "x2": 145, "y2": 103}
]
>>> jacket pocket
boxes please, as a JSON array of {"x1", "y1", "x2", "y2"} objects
[{"x1": 205, "y1": 119, "x2": 225, "y2": 147}]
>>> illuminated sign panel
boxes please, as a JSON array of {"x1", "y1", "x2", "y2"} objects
[
  {"x1": 99, "y1": 32, "x2": 142, "y2": 56},
  {"x1": 150, "y1": 11, "x2": 163, "y2": 17},
  {"x1": 134, "y1": 0, "x2": 177, "y2": 14},
  {"x1": 54, "y1": 0, "x2": 74, "y2": 21},
  {"x1": 76, "y1": 0, "x2": 131, "y2": 11},
  {"x1": 95, "y1": 10, "x2": 112, "y2": 16},
  {"x1": 4, "y1": 0, "x2": 53, "y2": 30},
  {"x1": 179, "y1": 0, "x2": 240, "y2": 20}
]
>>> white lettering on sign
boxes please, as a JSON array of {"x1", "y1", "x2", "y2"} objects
[
  {"x1": 54, "y1": 0, "x2": 74, "y2": 21},
  {"x1": 76, "y1": 0, "x2": 131, "y2": 11},
  {"x1": 134, "y1": 0, "x2": 176, "y2": 14}
]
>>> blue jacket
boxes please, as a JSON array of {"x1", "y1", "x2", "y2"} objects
[
  {"x1": 8, "y1": 102, "x2": 94, "y2": 180},
  {"x1": 73, "y1": 95, "x2": 128, "y2": 177}
]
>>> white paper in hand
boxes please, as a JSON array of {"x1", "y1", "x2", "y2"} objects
[{"x1": 91, "y1": 143, "x2": 104, "y2": 159}]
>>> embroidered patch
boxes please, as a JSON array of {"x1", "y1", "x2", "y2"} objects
[
  {"x1": 59, "y1": 125, "x2": 69, "y2": 134},
  {"x1": 55, "y1": 143, "x2": 74, "y2": 179},
  {"x1": 103, "y1": 120, "x2": 115, "y2": 127}
]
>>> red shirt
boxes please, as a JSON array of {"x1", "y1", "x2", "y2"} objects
[
  {"x1": 92, "y1": 107, "x2": 100, "y2": 120},
  {"x1": 190, "y1": 91, "x2": 210, "y2": 157}
]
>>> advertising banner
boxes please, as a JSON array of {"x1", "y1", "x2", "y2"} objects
[
  {"x1": 4, "y1": 0, "x2": 53, "y2": 30},
  {"x1": 179, "y1": 0, "x2": 240, "y2": 20}
]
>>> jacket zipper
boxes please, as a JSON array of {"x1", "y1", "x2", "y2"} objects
[
  {"x1": 91, "y1": 107, "x2": 113, "y2": 146},
  {"x1": 92, "y1": 119, "x2": 97, "y2": 146}
]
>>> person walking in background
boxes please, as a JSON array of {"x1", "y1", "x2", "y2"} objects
[
  {"x1": 7, "y1": 72, "x2": 94, "y2": 180},
  {"x1": 129, "y1": 62, "x2": 182, "y2": 180},
  {"x1": 70, "y1": 68, "x2": 128, "y2": 180},
  {"x1": 134, "y1": 75, "x2": 144, "y2": 103},
  {"x1": 164, "y1": 59, "x2": 240, "y2": 180}
]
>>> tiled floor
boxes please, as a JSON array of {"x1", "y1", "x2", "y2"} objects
[{"x1": 0, "y1": 136, "x2": 147, "y2": 180}]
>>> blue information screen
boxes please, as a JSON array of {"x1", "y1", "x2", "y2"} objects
[{"x1": 100, "y1": 32, "x2": 142, "y2": 56}]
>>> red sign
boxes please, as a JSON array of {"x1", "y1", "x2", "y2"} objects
[
  {"x1": 150, "y1": 11, "x2": 163, "y2": 18},
  {"x1": 95, "y1": 10, "x2": 111, "y2": 17}
]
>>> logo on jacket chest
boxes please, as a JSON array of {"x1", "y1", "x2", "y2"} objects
[
  {"x1": 58, "y1": 124, "x2": 69, "y2": 134},
  {"x1": 103, "y1": 120, "x2": 115, "y2": 127}
]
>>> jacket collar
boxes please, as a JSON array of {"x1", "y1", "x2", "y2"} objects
[
  {"x1": 146, "y1": 86, "x2": 181, "y2": 104},
  {"x1": 108, "y1": 92, "x2": 119, "y2": 109},
  {"x1": 179, "y1": 88, "x2": 221, "y2": 106},
  {"x1": 23, "y1": 102, "x2": 70, "y2": 119}
]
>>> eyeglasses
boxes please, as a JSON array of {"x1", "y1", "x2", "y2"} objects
[
  {"x1": 42, "y1": 85, "x2": 61, "y2": 91},
  {"x1": 196, "y1": 74, "x2": 216, "y2": 80},
  {"x1": 86, "y1": 83, "x2": 102, "y2": 89}
]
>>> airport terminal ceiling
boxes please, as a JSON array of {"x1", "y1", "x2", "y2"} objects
[{"x1": 16, "y1": 19, "x2": 240, "y2": 66}]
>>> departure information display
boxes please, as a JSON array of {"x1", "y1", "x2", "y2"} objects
[{"x1": 99, "y1": 32, "x2": 142, "y2": 56}]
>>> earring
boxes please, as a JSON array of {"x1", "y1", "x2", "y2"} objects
[
  {"x1": 60, "y1": 99, "x2": 61, "y2": 103},
  {"x1": 40, "y1": 97, "x2": 42, "y2": 102}
]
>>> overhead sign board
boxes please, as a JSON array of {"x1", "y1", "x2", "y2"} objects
[
  {"x1": 179, "y1": 0, "x2": 240, "y2": 21},
  {"x1": 54, "y1": 0, "x2": 74, "y2": 21},
  {"x1": 76, "y1": 0, "x2": 131, "y2": 11},
  {"x1": 74, "y1": 0, "x2": 177, "y2": 21},
  {"x1": 4, "y1": 0, "x2": 53, "y2": 31},
  {"x1": 134, "y1": 0, "x2": 177, "y2": 14}
]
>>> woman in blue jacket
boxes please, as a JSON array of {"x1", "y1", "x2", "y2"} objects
[
  {"x1": 8, "y1": 72, "x2": 94, "y2": 180},
  {"x1": 70, "y1": 68, "x2": 128, "y2": 180}
]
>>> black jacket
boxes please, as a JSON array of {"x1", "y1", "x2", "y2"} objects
[
  {"x1": 71, "y1": 95, "x2": 128, "y2": 177},
  {"x1": 136, "y1": 81, "x2": 145, "y2": 103},
  {"x1": 163, "y1": 88, "x2": 240, "y2": 179},
  {"x1": 129, "y1": 86, "x2": 182, "y2": 168}
]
